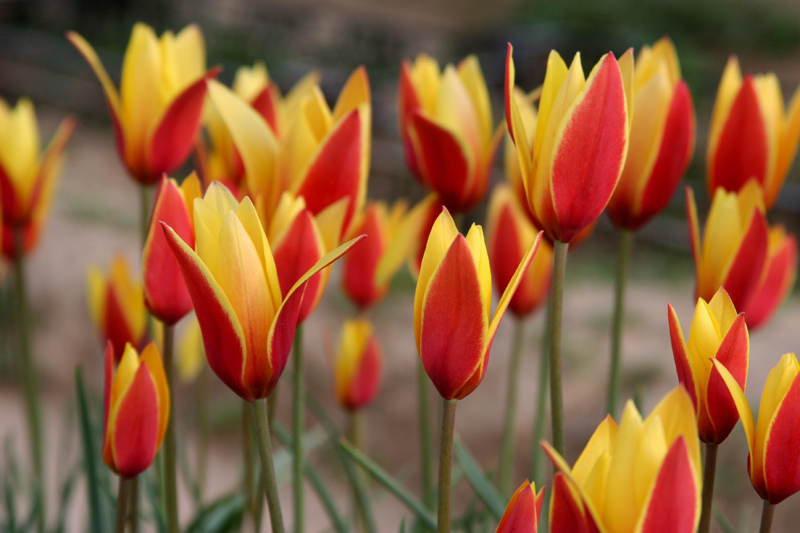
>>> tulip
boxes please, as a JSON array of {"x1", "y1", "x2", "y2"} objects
[
  {"x1": 505, "y1": 44, "x2": 631, "y2": 244},
  {"x1": 87, "y1": 255, "x2": 148, "y2": 362},
  {"x1": 334, "y1": 318, "x2": 382, "y2": 411},
  {"x1": 414, "y1": 207, "x2": 540, "y2": 401},
  {"x1": 177, "y1": 314, "x2": 205, "y2": 382},
  {"x1": 0, "y1": 97, "x2": 75, "y2": 257},
  {"x1": 67, "y1": 23, "x2": 216, "y2": 185},
  {"x1": 746, "y1": 226, "x2": 797, "y2": 329},
  {"x1": 162, "y1": 182, "x2": 363, "y2": 402},
  {"x1": 713, "y1": 353, "x2": 800, "y2": 504},
  {"x1": 686, "y1": 182, "x2": 769, "y2": 316},
  {"x1": 607, "y1": 37, "x2": 695, "y2": 231},
  {"x1": 399, "y1": 54, "x2": 502, "y2": 213},
  {"x1": 707, "y1": 57, "x2": 800, "y2": 209},
  {"x1": 142, "y1": 173, "x2": 202, "y2": 325},
  {"x1": 496, "y1": 481, "x2": 544, "y2": 533},
  {"x1": 103, "y1": 341, "x2": 169, "y2": 478},
  {"x1": 543, "y1": 386, "x2": 702, "y2": 533}
]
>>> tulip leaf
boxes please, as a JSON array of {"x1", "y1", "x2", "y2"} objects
[
  {"x1": 715, "y1": 509, "x2": 738, "y2": 533},
  {"x1": 184, "y1": 493, "x2": 247, "y2": 533},
  {"x1": 453, "y1": 437, "x2": 506, "y2": 520}
]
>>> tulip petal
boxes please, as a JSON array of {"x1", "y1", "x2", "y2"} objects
[
  {"x1": 746, "y1": 231, "x2": 797, "y2": 329},
  {"x1": 550, "y1": 474, "x2": 602, "y2": 533},
  {"x1": 668, "y1": 304, "x2": 699, "y2": 410},
  {"x1": 139, "y1": 342, "x2": 169, "y2": 450},
  {"x1": 710, "y1": 358, "x2": 756, "y2": 459},
  {"x1": 251, "y1": 83, "x2": 282, "y2": 136},
  {"x1": 112, "y1": 363, "x2": 159, "y2": 477},
  {"x1": 488, "y1": 232, "x2": 541, "y2": 341},
  {"x1": 704, "y1": 313, "x2": 748, "y2": 442},
  {"x1": 776, "y1": 84, "x2": 800, "y2": 196},
  {"x1": 763, "y1": 370, "x2": 800, "y2": 503},
  {"x1": 504, "y1": 46, "x2": 533, "y2": 184},
  {"x1": 496, "y1": 482, "x2": 540, "y2": 533},
  {"x1": 332, "y1": 66, "x2": 370, "y2": 122},
  {"x1": 721, "y1": 210, "x2": 768, "y2": 310}
]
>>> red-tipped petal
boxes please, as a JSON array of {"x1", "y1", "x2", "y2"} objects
[
  {"x1": 639, "y1": 437, "x2": 700, "y2": 533},
  {"x1": 746, "y1": 234, "x2": 798, "y2": 329},
  {"x1": 704, "y1": 313, "x2": 749, "y2": 443},
  {"x1": 550, "y1": 474, "x2": 601, "y2": 533},
  {"x1": 763, "y1": 374, "x2": 800, "y2": 503},
  {"x1": 343, "y1": 209, "x2": 388, "y2": 309},
  {"x1": 668, "y1": 304, "x2": 698, "y2": 409},
  {"x1": 105, "y1": 287, "x2": 141, "y2": 362},
  {"x1": 251, "y1": 83, "x2": 281, "y2": 136},
  {"x1": 112, "y1": 363, "x2": 159, "y2": 477},
  {"x1": 496, "y1": 482, "x2": 541, "y2": 533},
  {"x1": 721, "y1": 211, "x2": 769, "y2": 310},
  {"x1": 345, "y1": 337, "x2": 382, "y2": 410},
  {"x1": 102, "y1": 342, "x2": 113, "y2": 451},
  {"x1": 399, "y1": 60, "x2": 424, "y2": 180}
]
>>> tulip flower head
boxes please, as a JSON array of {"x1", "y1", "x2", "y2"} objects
[
  {"x1": 608, "y1": 37, "x2": 695, "y2": 231},
  {"x1": 714, "y1": 353, "x2": 800, "y2": 504},
  {"x1": 162, "y1": 182, "x2": 363, "y2": 401},
  {"x1": 103, "y1": 342, "x2": 169, "y2": 478},
  {"x1": 746, "y1": 226, "x2": 797, "y2": 329},
  {"x1": 707, "y1": 56, "x2": 800, "y2": 209},
  {"x1": 505, "y1": 44, "x2": 631, "y2": 243},
  {"x1": 496, "y1": 481, "x2": 544, "y2": 533},
  {"x1": 668, "y1": 287, "x2": 749, "y2": 444},
  {"x1": 67, "y1": 24, "x2": 216, "y2": 185},
  {"x1": 399, "y1": 54, "x2": 502, "y2": 213},
  {"x1": 334, "y1": 318, "x2": 382, "y2": 411},
  {"x1": 414, "y1": 207, "x2": 540, "y2": 400},
  {"x1": 543, "y1": 386, "x2": 702, "y2": 533}
]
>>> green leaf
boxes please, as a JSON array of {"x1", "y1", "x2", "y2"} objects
[
  {"x1": 715, "y1": 508, "x2": 737, "y2": 533},
  {"x1": 453, "y1": 438, "x2": 506, "y2": 520},
  {"x1": 75, "y1": 367, "x2": 110, "y2": 533},
  {"x1": 184, "y1": 493, "x2": 247, "y2": 533}
]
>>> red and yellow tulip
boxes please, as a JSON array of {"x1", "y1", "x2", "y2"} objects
[
  {"x1": 142, "y1": 173, "x2": 202, "y2": 325},
  {"x1": 487, "y1": 186, "x2": 553, "y2": 318},
  {"x1": 714, "y1": 353, "x2": 800, "y2": 504},
  {"x1": 496, "y1": 481, "x2": 544, "y2": 533},
  {"x1": 103, "y1": 341, "x2": 169, "y2": 478},
  {"x1": 607, "y1": 37, "x2": 695, "y2": 231},
  {"x1": 544, "y1": 387, "x2": 702, "y2": 533},
  {"x1": 746, "y1": 226, "x2": 797, "y2": 329},
  {"x1": 162, "y1": 183, "x2": 363, "y2": 401},
  {"x1": 668, "y1": 287, "x2": 749, "y2": 444},
  {"x1": 0, "y1": 97, "x2": 74, "y2": 257},
  {"x1": 399, "y1": 54, "x2": 502, "y2": 213},
  {"x1": 707, "y1": 57, "x2": 800, "y2": 209},
  {"x1": 414, "y1": 208, "x2": 540, "y2": 400},
  {"x1": 334, "y1": 318, "x2": 382, "y2": 411},
  {"x1": 67, "y1": 23, "x2": 216, "y2": 185},
  {"x1": 505, "y1": 44, "x2": 631, "y2": 244}
]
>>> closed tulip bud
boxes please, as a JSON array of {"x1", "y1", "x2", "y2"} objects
[
  {"x1": 669, "y1": 287, "x2": 749, "y2": 444},
  {"x1": 745, "y1": 226, "x2": 797, "y2": 329},
  {"x1": 68, "y1": 24, "x2": 217, "y2": 185},
  {"x1": 505, "y1": 44, "x2": 631, "y2": 244},
  {"x1": 487, "y1": 186, "x2": 553, "y2": 317},
  {"x1": 162, "y1": 183, "x2": 363, "y2": 401},
  {"x1": 0, "y1": 97, "x2": 74, "y2": 257},
  {"x1": 687, "y1": 182, "x2": 769, "y2": 317},
  {"x1": 707, "y1": 56, "x2": 800, "y2": 209},
  {"x1": 87, "y1": 255, "x2": 148, "y2": 362},
  {"x1": 103, "y1": 342, "x2": 169, "y2": 478},
  {"x1": 496, "y1": 481, "x2": 544, "y2": 533},
  {"x1": 334, "y1": 318, "x2": 382, "y2": 411},
  {"x1": 608, "y1": 37, "x2": 695, "y2": 231},
  {"x1": 714, "y1": 353, "x2": 800, "y2": 503},
  {"x1": 544, "y1": 387, "x2": 702, "y2": 533},
  {"x1": 399, "y1": 54, "x2": 502, "y2": 213},
  {"x1": 142, "y1": 173, "x2": 202, "y2": 325},
  {"x1": 414, "y1": 207, "x2": 540, "y2": 400}
]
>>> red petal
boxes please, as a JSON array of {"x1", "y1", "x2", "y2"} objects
[
  {"x1": 345, "y1": 337, "x2": 382, "y2": 410},
  {"x1": 668, "y1": 304, "x2": 698, "y2": 410},
  {"x1": 639, "y1": 437, "x2": 700, "y2": 533},
  {"x1": 550, "y1": 474, "x2": 601, "y2": 533},
  {"x1": 399, "y1": 60, "x2": 424, "y2": 180},
  {"x1": 105, "y1": 287, "x2": 140, "y2": 362},
  {"x1": 705, "y1": 313, "x2": 748, "y2": 443},
  {"x1": 746, "y1": 234, "x2": 798, "y2": 329},
  {"x1": 342, "y1": 208, "x2": 387, "y2": 309},
  {"x1": 112, "y1": 364, "x2": 159, "y2": 477},
  {"x1": 763, "y1": 374, "x2": 800, "y2": 503},
  {"x1": 490, "y1": 203, "x2": 538, "y2": 317},
  {"x1": 722, "y1": 211, "x2": 769, "y2": 311},
  {"x1": 102, "y1": 342, "x2": 113, "y2": 452},
  {"x1": 251, "y1": 83, "x2": 281, "y2": 137},
  {"x1": 496, "y1": 483, "x2": 540, "y2": 533}
]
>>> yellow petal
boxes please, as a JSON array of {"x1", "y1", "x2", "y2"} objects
[
  {"x1": 375, "y1": 193, "x2": 438, "y2": 286},
  {"x1": 465, "y1": 224, "x2": 491, "y2": 321},
  {"x1": 170, "y1": 24, "x2": 206, "y2": 88},
  {"x1": 0, "y1": 99, "x2": 40, "y2": 205},
  {"x1": 232, "y1": 62, "x2": 269, "y2": 102},
  {"x1": 411, "y1": 54, "x2": 442, "y2": 116},
  {"x1": 707, "y1": 287, "x2": 738, "y2": 333},
  {"x1": 179, "y1": 172, "x2": 203, "y2": 226},
  {"x1": 708, "y1": 57, "x2": 742, "y2": 161},
  {"x1": 335, "y1": 318, "x2": 372, "y2": 402},
  {"x1": 634, "y1": 413, "x2": 668, "y2": 510},
  {"x1": 572, "y1": 415, "x2": 619, "y2": 486},
  {"x1": 436, "y1": 65, "x2": 480, "y2": 163},
  {"x1": 110, "y1": 256, "x2": 146, "y2": 341},
  {"x1": 701, "y1": 189, "x2": 744, "y2": 289},
  {"x1": 711, "y1": 358, "x2": 755, "y2": 458},
  {"x1": 686, "y1": 299, "x2": 722, "y2": 383},
  {"x1": 120, "y1": 23, "x2": 162, "y2": 155},
  {"x1": 648, "y1": 386, "x2": 701, "y2": 474},
  {"x1": 177, "y1": 316, "x2": 205, "y2": 382},
  {"x1": 333, "y1": 66, "x2": 370, "y2": 123},
  {"x1": 534, "y1": 50, "x2": 569, "y2": 160},
  {"x1": 139, "y1": 342, "x2": 170, "y2": 448},
  {"x1": 604, "y1": 401, "x2": 644, "y2": 532},
  {"x1": 777, "y1": 83, "x2": 800, "y2": 190},
  {"x1": 86, "y1": 266, "x2": 106, "y2": 331},
  {"x1": 235, "y1": 197, "x2": 282, "y2": 314},
  {"x1": 458, "y1": 56, "x2": 493, "y2": 149},
  {"x1": 756, "y1": 353, "x2": 800, "y2": 468}
]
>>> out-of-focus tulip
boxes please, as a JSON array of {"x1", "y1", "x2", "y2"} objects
[
  {"x1": 334, "y1": 318, "x2": 382, "y2": 411},
  {"x1": 686, "y1": 182, "x2": 769, "y2": 315},
  {"x1": 608, "y1": 37, "x2": 695, "y2": 231},
  {"x1": 746, "y1": 226, "x2": 797, "y2": 329},
  {"x1": 668, "y1": 287, "x2": 748, "y2": 444},
  {"x1": 0, "y1": 97, "x2": 74, "y2": 257},
  {"x1": 68, "y1": 24, "x2": 216, "y2": 185},
  {"x1": 162, "y1": 183, "x2": 363, "y2": 401},
  {"x1": 399, "y1": 54, "x2": 502, "y2": 213},
  {"x1": 505, "y1": 44, "x2": 631, "y2": 244},
  {"x1": 103, "y1": 341, "x2": 169, "y2": 478},
  {"x1": 142, "y1": 173, "x2": 202, "y2": 325},
  {"x1": 87, "y1": 255, "x2": 148, "y2": 362},
  {"x1": 414, "y1": 207, "x2": 540, "y2": 400},
  {"x1": 496, "y1": 480, "x2": 544, "y2": 533},
  {"x1": 714, "y1": 353, "x2": 800, "y2": 504},
  {"x1": 543, "y1": 387, "x2": 702, "y2": 533},
  {"x1": 177, "y1": 315, "x2": 205, "y2": 382},
  {"x1": 487, "y1": 186, "x2": 553, "y2": 318},
  {"x1": 707, "y1": 57, "x2": 800, "y2": 209}
]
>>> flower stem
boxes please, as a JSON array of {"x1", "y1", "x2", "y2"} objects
[
  {"x1": 127, "y1": 477, "x2": 138, "y2": 533},
  {"x1": 161, "y1": 324, "x2": 179, "y2": 533},
  {"x1": 251, "y1": 398, "x2": 286, "y2": 533},
  {"x1": 293, "y1": 324, "x2": 305, "y2": 533},
  {"x1": 437, "y1": 399, "x2": 457, "y2": 533},
  {"x1": 195, "y1": 368, "x2": 209, "y2": 499},
  {"x1": 531, "y1": 311, "x2": 550, "y2": 487},
  {"x1": 759, "y1": 500, "x2": 775, "y2": 533},
  {"x1": 698, "y1": 442, "x2": 718, "y2": 533},
  {"x1": 116, "y1": 477, "x2": 132, "y2": 533},
  {"x1": 350, "y1": 410, "x2": 368, "y2": 532},
  {"x1": 242, "y1": 399, "x2": 256, "y2": 523},
  {"x1": 418, "y1": 359, "x2": 434, "y2": 510},
  {"x1": 550, "y1": 240, "x2": 569, "y2": 456},
  {"x1": 499, "y1": 318, "x2": 526, "y2": 496},
  {"x1": 607, "y1": 229, "x2": 633, "y2": 417}
]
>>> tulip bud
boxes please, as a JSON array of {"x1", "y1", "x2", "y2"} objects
[
  {"x1": 334, "y1": 318, "x2": 382, "y2": 411},
  {"x1": 496, "y1": 481, "x2": 544, "y2": 533},
  {"x1": 745, "y1": 226, "x2": 797, "y2": 329}
]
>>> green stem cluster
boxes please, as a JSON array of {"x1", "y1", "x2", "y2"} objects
[
  {"x1": 550, "y1": 240, "x2": 569, "y2": 456},
  {"x1": 251, "y1": 398, "x2": 286, "y2": 533},
  {"x1": 698, "y1": 443, "x2": 718, "y2": 533},
  {"x1": 293, "y1": 324, "x2": 305, "y2": 533},
  {"x1": 607, "y1": 229, "x2": 633, "y2": 417}
]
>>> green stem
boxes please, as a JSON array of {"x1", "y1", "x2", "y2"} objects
[
  {"x1": 161, "y1": 324, "x2": 178, "y2": 533},
  {"x1": 698, "y1": 443, "x2": 718, "y2": 533},
  {"x1": 268, "y1": 384, "x2": 279, "y2": 434},
  {"x1": 607, "y1": 229, "x2": 633, "y2": 417},
  {"x1": 127, "y1": 477, "x2": 137, "y2": 533},
  {"x1": 116, "y1": 477, "x2": 132, "y2": 533},
  {"x1": 293, "y1": 324, "x2": 305, "y2": 533},
  {"x1": 499, "y1": 318, "x2": 526, "y2": 496},
  {"x1": 195, "y1": 368, "x2": 209, "y2": 499},
  {"x1": 418, "y1": 359, "x2": 434, "y2": 510},
  {"x1": 759, "y1": 500, "x2": 775, "y2": 533},
  {"x1": 251, "y1": 398, "x2": 286, "y2": 533},
  {"x1": 437, "y1": 399, "x2": 457, "y2": 533},
  {"x1": 242, "y1": 399, "x2": 256, "y2": 524},
  {"x1": 531, "y1": 311, "x2": 550, "y2": 487},
  {"x1": 12, "y1": 227, "x2": 44, "y2": 532},
  {"x1": 549, "y1": 240, "x2": 569, "y2": 456},
  {"x1": 350, "y1": 410, "x2": 367, "y2": 532}
]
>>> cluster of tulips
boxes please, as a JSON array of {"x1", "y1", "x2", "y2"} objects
[{"x1": 2, "y1": 20, "x2": 800, "y2": 533}]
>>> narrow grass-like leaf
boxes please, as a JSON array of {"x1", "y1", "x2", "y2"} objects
[
  {"x1": 715, "y1": 508, "x2": 737, "y2": 533},
  {"x1": 141, "y1": 471, "x2": 167, "y2": 533},
  {"x1": 52, "y1": 464, "x2": 81, "y2": 533},
  {"x1": 75, "y1": 367, "x2": 110, "y2": 533},
  {"x1": 453, "y1": 438, "x2": 505, "y2": 520},
  {"x1": 185, "y1": 493, "x2": 247, "y2": 533}
]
